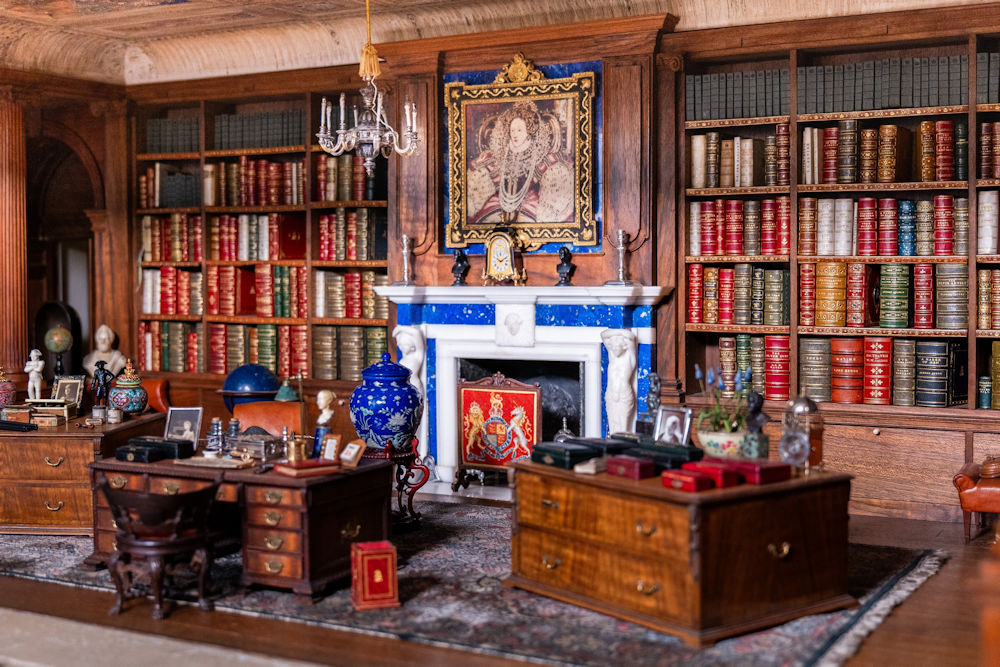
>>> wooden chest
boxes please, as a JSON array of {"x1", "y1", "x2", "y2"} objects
[{"x1": 507, "y1": 460, "x2": 855, "y2": 647}]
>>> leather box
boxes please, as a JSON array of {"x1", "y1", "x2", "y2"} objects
[
  {"x1": 128, "y1": 435, "x2": 195, "y2": 459},
  {"x1": 606, "y1": 454, "x2": 657, "y2": 480},
  {"x1": 662, "y1": 469, "x2": 716, "y2": 492},
  {"x1": 681, "y1": 461, "x2": 744, "y2": 488},
  {"x1": 706, "y1": 457, "x2": 792, "y2": 484},
  {"x1": 561, "y1": 436, "x2": 634, "y2": 457},
  {"x1": 351, "y1": 540, "x2": 400, "y2": 610},
  {"x1": 531, "y1": 442, "x2": 601, "y2": 469},
  {"x1": 115, "y1": 444, "x2": 166, "y2": 463},
  {"x1": 624, "y1": 443, "x2": 705, "y2": 471}
]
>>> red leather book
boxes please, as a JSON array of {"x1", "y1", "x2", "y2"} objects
[
  {"x1": 255, "y1": 263, "x2": 273, "y2": 318},
  {"x1": 714, "y1": 198, "x2": 725, "y2": 253},
  {"x1": 297, "y1": 266, "x2": 309, "y2": 318},
  {"x1": 137, "y1": 321, "x2": 148, "y2": 371},
  {"x1": 205, "y1": 264, "x2": 219, "y2": 315},
  {"x1": 864, "y1": 336, "x2": 893, "y2": 404},
  {"x1": 776, "y1": 196, "x2": 791, "y2": 254},
  {"x1": 662, "y1": 469, "x2": 715, "y2": 492},
  {"x1": 208, "y1": 323, "x2": 227, "y2": 375},
  {"x1": 831, "y1": 335, "x2": 864, "y2": 404},
  {"x1": 724, "y1": 199, "x2": 744, "y2": 255},
  {"x1": 319, "y1": 214, "x2": 331, "y2": 260},
  {"x1": 935, "y1": 120, "x2": 954, "y2": 182},
  {"x1": 268, "y1": 214, "x2": 280, "y2": 260},
  {"x1": 351, "y1": 541, "x2": 400, "y2": 610},
  {"x1": 687, "y1": 264, "x2": 703, "y2": 323},
  {"x1": 186, "y1": 331, "x2": 199, "y2": 373},
  {"x1": 159, "y1": 266, "x2": 177, "y2": 316},
  {"x1": 933, "y1": 194, "x2": 954, "y2": 256},
  {"x1": 760, "y1": 199, "x2": 777, "y2": 255},
  {"x1": 705, "y1": 457, "x2": 792, "y2": 484},
  {"x1": 699, "y1": 201, "x2": 718, "y2": 255},
  {"x1": 278, "y1": 324, "x2": 291, "y2": 378},
  {"x1": 718, "y1": 268, "x2": 734, "y2": 324},
  {"x1": 176, "y1": 269, "x2": 191, "y2": 316},
  {"x1": 191, "y1": 215, "x2": 203, "y2": 262},
  {"x1": 877, "y1": 198, "x2": 898, "y2": 256},
  {"x1": 150, "y1": 325, "x2": 162, "y2": 372},
  {"x1": 856, "y1": 197, "x2": 878, "y2": 256},
  {"x1": 681, "y1": 461, "x2": 743, "y2": 488},
  {"x1": 278, "y1": 215, "x2": 307, "y2": 260},
  {"x1": 913, "y1": 263, "x2": 934, "y2": 329},
  {"x1": 606, "y1": 454, "x2": 657, "y2": 480},
  {"x1": 764, "y1": 334, "x2": 790, "y2": 401},
  {"x1": 992, "y1": 122, "x2": 1000, "y2": 180},
  {"x1": 798, "y1": 197, "x2": 817, "y2": 255}
]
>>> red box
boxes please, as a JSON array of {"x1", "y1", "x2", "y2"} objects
[
  {"x1": 681, "y1": 461, "x2": 744, "y2": 488},
  {"x1": 662, "y1": 469, "x2": 715, "y2": 492},
  {"x1": 704, "y1": 457, "x2": 793, "y2": 484},
  {"x1": 351, "y1": 541, "x2": 400, "y2": 610},
  {"x1": 606, "y1": 455, "x2": 657, "y2": 480}
]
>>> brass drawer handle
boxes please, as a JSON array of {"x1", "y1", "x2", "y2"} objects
[
  {"x1": 540, "y1": 498, "x2": 560, "y2": 510},
  {"x1": 264, "y1": 535, "x2": 284, "y2": 551},
  {"x1": 109, "y1": 476, "x2": 127, "y2": 489},
  {"x1": 542, "y1": 555, "x2": 561, "y2": 570},
  {"x1": 44, "y1": 456, "x2": 65, "y2": 467},
  {"x1": 768, "y1": 541, "x2": 791, "y2": 559},
  {"x1": 340, "y1": 521, "x2": 361, "y2": 540},
  {"x1": 635, "y1": 521, "x2": 657, "y2": 537},
  {"x1": 264, "y1": 511, "x2": 282, "y2": 526},
  {"x1": 264, "y1": 490, "x2": 283, "y2": 505},
  {"x1": 162, "y1": 482, "x2": 180, "y2": 495},
  {"x1": 264, "y1": 560, "x2": 283, "y2": 574},
  {"x1": 44, "y1": 501, "x2": 64, "y2": 511},
  {"x1": 636, "y1": 580, "x2": 660, "y2": 595}
]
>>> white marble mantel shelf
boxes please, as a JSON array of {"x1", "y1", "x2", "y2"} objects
[{"x1": 375, "y1": 284, "x2": 672, "y2": 306}]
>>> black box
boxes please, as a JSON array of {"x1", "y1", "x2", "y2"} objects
[
  {"x1": 115, "y1": 444, "x2": 166, "y2": 463},
  {"x1": 561, "y1": 436, "x2": 634, "y2": 456},
  {"x1": 128, "y1": 435, "x2": 195, "y2": 459},
  {"x1": 530, "y1": 442, "x2": 601, "y2": 469},
  {"x1": 622, "y1": 443, "x2": 705, "y2": 471}
]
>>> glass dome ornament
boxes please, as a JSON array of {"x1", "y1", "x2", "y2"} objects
[{"x1": 779, "y1": 393, "x2": 824, "y2": 472}]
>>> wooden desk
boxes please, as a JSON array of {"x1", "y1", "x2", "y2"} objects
[
  {"x1": 0, "y1": 413, "x2": 165, "y2": 534},
  {"x1": 87, "y1": 458, "x2": 392, "y2": 596},
  {"x1": 506, "y1": 460, "x2": 855, "y2": 647}
]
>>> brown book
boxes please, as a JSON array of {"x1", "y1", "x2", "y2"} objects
[
  {"x1": 719, "y1": 139, "x2": 736, "y2": 187},
  {"x1": 915, "y1": 120, "x2": 935, "y2": 182},
  {"x1": 859, "y1": 128, "x2": 878, "y2": 183},
  {"x1": 876, "y1": 125, "x2": 912, "y2": 183},
  {"x1": 273, "y1": 459, "x2": 343, "y2": 478}
]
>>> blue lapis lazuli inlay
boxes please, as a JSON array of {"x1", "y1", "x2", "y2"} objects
[
  {"x1": 393, "y1": 302, "x2": 651, "y2": 329},
  {"x1": 425, "y1": 338, "x2": 437, "y2": 462}
]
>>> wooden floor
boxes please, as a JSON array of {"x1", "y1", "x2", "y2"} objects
[{"x1": 0, "y1": 511, "x2": 993, "y2": 666}]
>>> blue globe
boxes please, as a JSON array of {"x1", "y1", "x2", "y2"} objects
[{"x1": 219, "y1": 364, "x2": 280, "y2": 413}]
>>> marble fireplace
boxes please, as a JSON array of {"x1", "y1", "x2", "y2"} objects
[{"x1": 375, "y1": 285, "x2": 667, "y2": 484}]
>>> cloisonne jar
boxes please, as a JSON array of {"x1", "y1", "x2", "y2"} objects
[
  {"x1": 349, "y1": 352, "x2": 422, "y2": 455},
  {"x1": 108, "y1": 359, "x2": 148, "y2": 414}
]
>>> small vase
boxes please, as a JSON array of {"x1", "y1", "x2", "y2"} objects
[
  {"x1": 0, "y1": 380, "x2": 14, "y2": 409},
  {"x1": 109, "y1": 364, "x2": 148, "y2": 415},
  {"x1": 695, "y1": 429, "x2": 747, "y2": 458},
  {"x1": 350, "y1": 352, "x2": 423, "y2": 455}
]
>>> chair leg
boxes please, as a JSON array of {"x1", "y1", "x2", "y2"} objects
[
  {"x1": 195, "y1": 547, "x2": 214, "y2": 612},
  {"x1": 149, "y1": 556, "x2": 167, "y2": 620},
  {"x1": 107, "y1": 551, "x2": 127, "y2": 615},
  {"x1": 964, "y1": 510, "x2": 972, "y2": 543}
]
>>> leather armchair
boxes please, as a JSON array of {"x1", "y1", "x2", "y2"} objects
[{"x1": 953, "y1": 462, "x2": 1000, "y2": 542}]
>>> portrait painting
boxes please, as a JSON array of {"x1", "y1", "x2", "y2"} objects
[
  {"x1": 51, "y1": 375, "x2": 85, "y2": 404},
  {"x1": 445, "y1": 53, "x2": 597, "y2": 248},
  {"x1": 654, "y1": 406, "x2": 694, "y2": 447},
  {"x1": 165, "y1": 407, "x2": 203, "y2": 443}
]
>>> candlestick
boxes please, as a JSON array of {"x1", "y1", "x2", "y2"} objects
[
  {"x1": 320, "y1": 97, "x2": 327, "y2": 132},
  {"x1": 339, "y1": 92, "x2": 346, "y2": 127}
]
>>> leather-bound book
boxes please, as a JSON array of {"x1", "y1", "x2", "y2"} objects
[
  {"x1": 763, "y1": 334, "x2": 790, "y2": 401},
  {"x1": 934, "y1": 120, "x2": 954, "y2": 181},
  {"x1": 690, "y1": 134, "x2": 707, "y2": 188},
  {"x1": 751, "y1": 267, "x2": 765, "y2": 325},
  {"x1": 687, "y1": 264, "x2": 703, "y2": 323},
  {"x1": 718, "y1": 336, "x2": 737, "y2": 397},
  {"x1": 740, "y1": 137, "x2": 763, "y2": 186},
  {"x1": 816, "y1": 199, "x2": 835, "y2": 256},
  {"x1": 815, "y1": 261, "x2": 847, "y2": 327},
  {"x1": 703, "y1": 267, "x2": 719, "y2": 324},
  {"x1": 254, "y1": 263, "x2": 274, "y2": 318},
  {"x1": 879, "y1": 264, "x2": 909, "y2": 329},
  {"x1": 801, "y1": 126, "x2": 815, "y2": 184},
  {"x1": 799, "y1": 263, "x2": 816, "y2": 326},
  {"x1": 845, "y1": 262, "x2": 873, "y2": 328},
  {"x1": 992, "y1": 341, "x2": 1000, "y2": 409},
  {"x1": 776, "y1": 122, "x2": 790, "y2": 186},
  {"x1": 876, "y1": 124, "x2": 912, "y2": 183},
  {"x1": 834, "y1": 198, "x2": 854, "y2": 256},
  {"x1": 705, "y1": 132, "x2": 721, "y2": 188},
  {"x1": 954, "y1": 122, "x2": 968, "y2": 181},
  {"x1": 799, "y1": 336, "x2": 831, "y2": 402},
  {"x1": 978, "y1": 268, "x2": 992, "y2": 330},
  {"x1": 933, "y1": 194, "x2": 955, "y2": 256},
  {"x1": 750, "y1": 336, "x2": 765, "y2": 394},
  {"x1": 992, "y1": 269, "x2": 1000, "y2": 330},
  {"x1": 979, "y1": 190, "x2": 999, "y2": 254},
  {"x1": 733, "y1": 263, "x2": 752, "y2": 325},
  {"x1": 699, "y1": 201, "x2": 718, "y2": 255},
  {"x1": 892, "y1": 338, "x2": 916, "y2": 406},
  {"x1": 915, "y1": 120, "x2": 936, "y2": 182},
  {"x1": 859, "y1": 128, "x2": 878, "y2": 183},
  {"x1": 760, "y1": 199, "x2": 777, "y2": 255},
  {"x1": 764, "y1": 135, "x2": 778, "y2": 186},
  {"x1": 777, "y1": 196, "x2": 792, "y2": 254},
  {"x1": 718, "y1": 269, "x2": 735, "y2": 324},
  {"x1": 798, "y1": 197, "x2": 818, "y2": 255},
  {"x1": 831, "y1": 337, "x2": 864, "y2": 403},
  {"x1": 715, "y1": 198, "x2": 725, "y2": 253},
  {"x1": 763, "y1": 269, "x2": 789, "y2": 326},
  {"x1": 856, "y1": 197, "x2": 878, "y2": 256},
  {"x1": 993, "y1": 122, "x2": 1000, "y2": 180},
  {"x1": 954, "y1": 197, "x2": 969, "y2": 255},
  {"x1": 898, "y1": 199, "x2": 917, "y2": 256},
  {"x1": 724, "y1": 199, "x2": 744, "y2": 255},
  {"x1": 981, "y1": 122, "x2": 994, "y2": 179},
  {"x1": 863, "y1": 336, "x2": 893, "y2": 405},
  {"x1": 948, "y1": 340, "x2": 968, "y2": 406},
  {"x1": 915, "y1": 200, "x2": 934, "y2": 256},
  {"x1": 877, "y1": 198, "x2": 899, "y2": 256},
  {"x1": 914, "y1": 339, "x2": 949, "y2": 408},
  {"x1": 822, "y1": 126, "x2": 839, "y2": 184},
  {"x1": 743, "y1": 200, "x2": 761, "y2": 256},
  {"x1": 935, "y1": 263, "x2": 969, "y2": 330},
  {"x1": 912, "y1": 263, "x2": 934, "y2": 330},
  {"x1": 837, "y1": 119, "x2": 859, "y2": 183},
  {"x1": 208, "y1": 323, "x2": 227, "y2": 375}
]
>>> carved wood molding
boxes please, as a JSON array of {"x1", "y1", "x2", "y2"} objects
[
  {"x1": 89, "y1": 99, "x2": 130, "y2": 118},
  {"x1": 0, "y1": 85, "x2": 39, "y2": 107}
]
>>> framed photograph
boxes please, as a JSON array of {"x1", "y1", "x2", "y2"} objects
[
  {"x1": 339, "y1": 440, "x2": 366, "y2": 468},
  {"x1": 51, "y1": 375, "x2": 85, "y2": 404},
  {"x1": 444, "y1": 53, "x2": 597, "y2": 249},
  {"x1": 164, "y1": 407, "x2": 203, "y2": 443},
  {"x1": 321, "y1": 433, "x2": 344, "y2": 461},
  {"x1": 654, "y1": 406, "x2": 694, "y2": 447}
]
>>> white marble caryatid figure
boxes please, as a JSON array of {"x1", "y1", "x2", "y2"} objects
[
  {"x1": 24, "y1": 349, "x2": 44, "y2": 401},
  {"x1": 316, "y1": 389, "x2": 335, "y2": 427},
  {"x1": 393, "y1": 325, "x2": 426, "y2": 398},
  {"x1": 601, "y1": 328, "x2": 637, "y2": 435},
  {"x1": 83, "y1": 324, "x2": 127, "y2": 378}
]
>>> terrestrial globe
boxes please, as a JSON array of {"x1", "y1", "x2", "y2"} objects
[{"x1": 218, "y1": 363, "x2": 280, "y2": 413}]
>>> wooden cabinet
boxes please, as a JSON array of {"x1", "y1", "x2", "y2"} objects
[
  {"x1": 507, "y1": 460, "x2": 854, "y2": 647},
  {"x1": 0, "y1": 413, "x2": 165, "y2": 534}
]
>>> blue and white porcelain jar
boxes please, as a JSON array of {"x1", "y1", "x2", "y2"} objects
[{"x1": 350, "y1": 352, "x2": 422, "y2": 455}]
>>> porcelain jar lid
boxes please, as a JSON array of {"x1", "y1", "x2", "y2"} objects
[{"x1": 361, "y1": 352, "x2": 411, "y2": 383}]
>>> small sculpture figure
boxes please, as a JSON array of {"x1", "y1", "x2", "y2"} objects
[
  {"x1": 646, "y1": 372, "x2": 661, "y2": 417},
  {"x1": 83, "y1": 324, "x2": 127, "y2": 378},
  {"x1": 24, "y1": 349, "x2": 44, "y2": 401},
  {"x1": 742, "y1": 389, "x2": 771, "y2": 458},
  {"x1": 393, "y1": 325, "x2": 426, "y2": 399},
  {"x1": 601, "y1": 328, "x2": 638, "y2": 435},
  {"x1": 555, "y1": 246, "x2": 575, "y2": 286},
  {"x1": 316, "y1": 389, "x2": 335, "y2": 427},
  {"x1": 89, "y1": 359, "x2": 115, "y2": 408},
  {"x1": 451, "y1": 248, "x2": 470, "y2": 286}
]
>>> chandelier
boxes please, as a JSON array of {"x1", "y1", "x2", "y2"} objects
[{"x1": 316, "y1": 0, "x2": 419, "y2": 177}]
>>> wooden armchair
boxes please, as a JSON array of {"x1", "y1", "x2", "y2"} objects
[
  {"x1": 233, "y1": 400, "x2": 306, "y2": 436},
  {"x1": 99, "y1": 473, "x2": 222, "y2": 619}
]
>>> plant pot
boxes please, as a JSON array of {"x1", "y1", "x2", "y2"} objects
[{"x1": 695, "y1": 429, "x2": 746, "y2": 458}]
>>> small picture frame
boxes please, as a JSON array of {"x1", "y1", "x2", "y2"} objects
[
  {"x1": 321, "y1": 433, "x2": 344, "y2": 461},
  {"x1": 164, "y1": 407, "x2": 203, "y2": 443},
  {"x1": 654, "y1": 406, "x2": 694, "y2": 447},
  {"x1": 52, "y1": 375, "x2": 85, "y2": 405},
  {"x1": 339, "y1": 439, "x2": 366, "y2": 468}
]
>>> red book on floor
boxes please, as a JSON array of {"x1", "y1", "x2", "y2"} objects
[{"x1": 351, "y1": 541, "x2": 400, "y2": 610}]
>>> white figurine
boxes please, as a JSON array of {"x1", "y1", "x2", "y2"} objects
[
  {"x1": 316, "y1": 389, "x2": 335, "y2": 427},
  {"x1": 83, "y1": 324, "x2": 127, "y2": 378},
  {"x1": 24, "y1": 349, "x2": 44, "y2": 401},
  {"x1": 392, "y1": 325, "x2": 426, "y2": 398},
  {"x1": 601, "y1": 328, "x2": 637, "y2": 435}
]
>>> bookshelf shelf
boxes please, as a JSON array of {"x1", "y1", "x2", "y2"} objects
[
  {"x1": 684, "y1": 115, "x2": 789, "y2": 129},
  {"x1": 137, "y1": 207, "x2": 201, "y2": 215},
  {"x1": 140, "y1": 261, "x2": 202, "y2": 269},
  {"x1": 204, "y1": 316, "x2": 308, "y2": 325},
  {"x1": 797, "y1": 181, "x2": 968, "y2": 193},
  {"x1": 312, "y1": 260, "x2": 388, "y2": 268},
  {"x1": 685, "y1": 324, "x2": 790, "y2": 334},
  {"x1": 204, "y1": 205, "x2": 307, "y2": 214},
  {"x1": 976, "y1": 330, "x2": 1000, "y2": 337},
  {"x1": 204, "y1": 146, "x2": 306, "y2": 158},
  {"x1": 685, "y1": 255, "x2": 789, "y2": 264},
  {"x1": 797, "y1": 326, "x2": 967, "y2": 337},
  {"x1": 203, "y1": 259, "x2": 307, "y2": 267},
  {"x1": 685, "y1": 186, "x2": 790, "y2": 197},
  {"x1": 977, "y1": 104, "x2": 1000, "y2": 112},
  {"x1": 311, "y1": 200, "x2": 388, "y2": 209},
  {"x1": 797, "y1": 255, "x2": 968, "y2": 264},
  {"x1": 313, "y1": 317, "x2": 388, "y2": 326},
  {"x1": 976, "y1": 255, "x2": 1000, "y2": 263},
  {"x1": 138, "y1": 314, "x2": 203, "y2": 322},
  {"x1": 977, "y1": 179, "x2": 1000, "y2": 188},
  {"x1": 136, "y1": 152, "x2": 201, "y2": 161},
  {"x1": 797, "y1": 105, "x2": 968, "y2": 122}
]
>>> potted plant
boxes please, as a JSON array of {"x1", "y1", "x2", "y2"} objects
[{"x1": 692, "y1": 364, "x2": 752, "y2": 457}]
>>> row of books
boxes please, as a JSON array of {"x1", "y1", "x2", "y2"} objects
[
  {"x1": 140, "y1": 214, "x2": 204, "y2": 263},
  {"x1": 138, "y1": 163, "x2": 200, "y2": 208},
  {"x1": 687, "y1": 265, "x2": 789, "y2": 326},
  {"x1": 312, "y1": 325, "x2": 387, "y2": 382},
  {"x1": 317, "y1": 208, "x2": 376, "y2": 261},
  {"x1": 977, "y1": 192, "x2": 1000, "y2": 255},
  {"x1": 797, "y1": 195, "x2": 968, "y2": 258},
  {"x1": 795, "y1": 56, "x2": 969, "y2": 114},
  {"x1": 688, "y1": 125, "x2": 790, "y2": 188},
  {"x1": 715, "y1": 335, "x2": 789, "y2": 401},
  {"x1": 208, "y1": 214, "x2": 306, "y2": 261},
  {"x1": 203, "y1": 264, "x2": 309, "y2": 318},
  {"x1": 202, "y1": 158, "x2": 306, "y2": 207},
  {"x1": 212, "y1": 110, "x2": 306, "y2": 150},
  {"x1": 684, "y1": 69, "x2": 790, "y2": 122},
  {"x1": 313, "y1": 270, "x2": 389, "y2": 320},
  {"x1": 316, "y1": 154, "x2": 373, "y2": 202},
  {"x1": 686, "y1": 198, "x2": 791, "y2": 256},
  {"x1": 145, "y1": 116, "x2": 200, "y2": 154},
  {"x1": 799, "y1": 261, "x2": 969, "y2": 330},
  {"x1": 141, "y1": 268, "x2": 204, "y2": 316},
  {"x1": 979, "y1": 123, "x2": 1000, "y2": 180},
  {"x1": 977, "y1": 53, "x2": 1000, "y2": 104},
  {"x1": 976, "y1": 269, "x2": 1000, "y2": 329},
  {"x1": 800, "y1": 121, "x2": 966, "y2": 184},
  {"x1": 798, "y1": 336, "x2": 967, "y2": 407}
]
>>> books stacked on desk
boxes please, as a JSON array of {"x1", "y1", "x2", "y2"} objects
[{"x1": 273, "y1": 458, "x2": 342, "y2": 478}]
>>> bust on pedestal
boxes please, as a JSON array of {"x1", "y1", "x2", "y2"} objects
[{"x1": 83, "y1": 324, "x2": 126, "y2": 378}]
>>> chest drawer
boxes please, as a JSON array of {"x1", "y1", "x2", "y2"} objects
[
  {"x1": 245, "y1": 486, "x2": 304, "y2": 507},
  {"x1": 148, "y1": 475, "x2": 214, "y2": 496},
  {"x1": 245, "y1": 549, "x2": 303, "y2": 580},
  {"x1": 516, "y1": 472, "x2": 690, "y2": 556},
  {"x1": 0, "y1": 484, "x2": 92, "y2": 527},
  {"x1": 0, "y1": 441, "x2": 92, "y2": 481},
  {"x1": 246, "y1": 526, "x2": 302, "y2": 554},
  {"x1": 246, "y1": 505, "x2": 303, "y2": 530}
]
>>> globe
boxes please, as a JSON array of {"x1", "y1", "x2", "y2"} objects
[
  {"x1": 44, "y1": 327, "x2": 73, "y2": 354},
  {"x1": 219, "y1": 363, "x2": 280, "y2": 413}
]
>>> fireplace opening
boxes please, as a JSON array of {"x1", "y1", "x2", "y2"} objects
[{"x1": 458, "y1": 358, "x2": 583, "y2": 442}]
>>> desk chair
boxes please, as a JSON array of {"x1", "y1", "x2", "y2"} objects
[
  {"x1": 99, "y1": 474, "x2": 222, "y2": 619},
  {"x1": 233, "y1": 400, "x2": 306, "y2": 436},
  {"x1": 954, "y1": 459, "x2": 1000, "y2": 542}
]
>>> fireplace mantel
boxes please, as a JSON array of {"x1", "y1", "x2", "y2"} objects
[{"x1": 376, "y1": 284, "x2": 670, "y2": 307}]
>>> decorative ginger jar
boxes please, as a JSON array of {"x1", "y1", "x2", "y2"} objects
[
  {"x1": 108, "y1": 360, "x2": 148, "y2": 414},
  {"x1": 0, "y1": 366, "x2": 14, "y2": 409},
  {"x1": 350, "y1": 352, "x2": 423, "y2": 455},
  {"x1": 695, "y1": 429, "x2": 747, "y2": 458}
]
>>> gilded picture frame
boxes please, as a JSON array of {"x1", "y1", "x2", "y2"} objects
[{"x1": 445, "y1": 53, "x2": 596, "y2": 248}]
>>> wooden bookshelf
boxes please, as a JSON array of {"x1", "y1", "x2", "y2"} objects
[
  {"x1": 135, "y1": 152, "x2": 201, "y2": 161},
  {"x1": 684, "y1": 115, "x2": 789, "y2": 129},
  {"x1": 685, "y1": 255, "x2": 790, "y2": 263},
  {"x1": 797, "y1": 105, "x2": 968, "y2": 122},
  {"x1": 685, "y1": 324, "x2": 789, "y2": 334},
  {"x1": 797, "y1": 326, "x2": 968, "y2": 337},
  {"x1": 685, "y1": 186, "x2": 790, "y2": 196},
  {"x1": 203, "y1": 146, "x2": 307, "y2": 158},
  {"x1": 797, "y1": 255, "x2": 968, "y2": 264},
  {"x1": 797, "y1": 181, "x2": 968, "y2": 192}
]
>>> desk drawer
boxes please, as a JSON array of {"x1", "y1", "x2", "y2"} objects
[
  {"x1": 245, "y1": 549, "x2": 303, "y2": 580},
  {"x1": 0, "y1": 484, "x2": 91, "y2": 527},
  {"x1": 246, "y1": 527, "x2": 302, "y2": 555},
  {"x1": 148, "y1": 475, "x2": 214, "y2": 496},
  {"x1": 517, "y1": 472, "x2": 689, "y2": 556},
  {"x1": 94, "y1": 472, "x2": 144, "y2": 502},
  {"x1": 246, "y1": 505, "x2": 303, "y2": 530},
  {"x1": 246, "y1": 486, "x2": 304, "y2": 508},
  {"x1": 0, "y1": 441, "x2": 92, "y2": 481},
  {"x1": 215, "y1": 482, "x2": 239, "y2": 503}
]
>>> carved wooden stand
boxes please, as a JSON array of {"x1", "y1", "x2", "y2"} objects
[{"x1": 364, "y1": 438, "x2": 428, "y2": 530}]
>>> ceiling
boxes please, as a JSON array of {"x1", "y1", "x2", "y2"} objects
[{"x1": 0, "y1": 0, "x2": 985, "y2": 86}]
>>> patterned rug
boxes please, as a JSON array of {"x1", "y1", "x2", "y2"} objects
[{"x1": 0, "y1": 501, "x2": 946, "y2": 666}]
